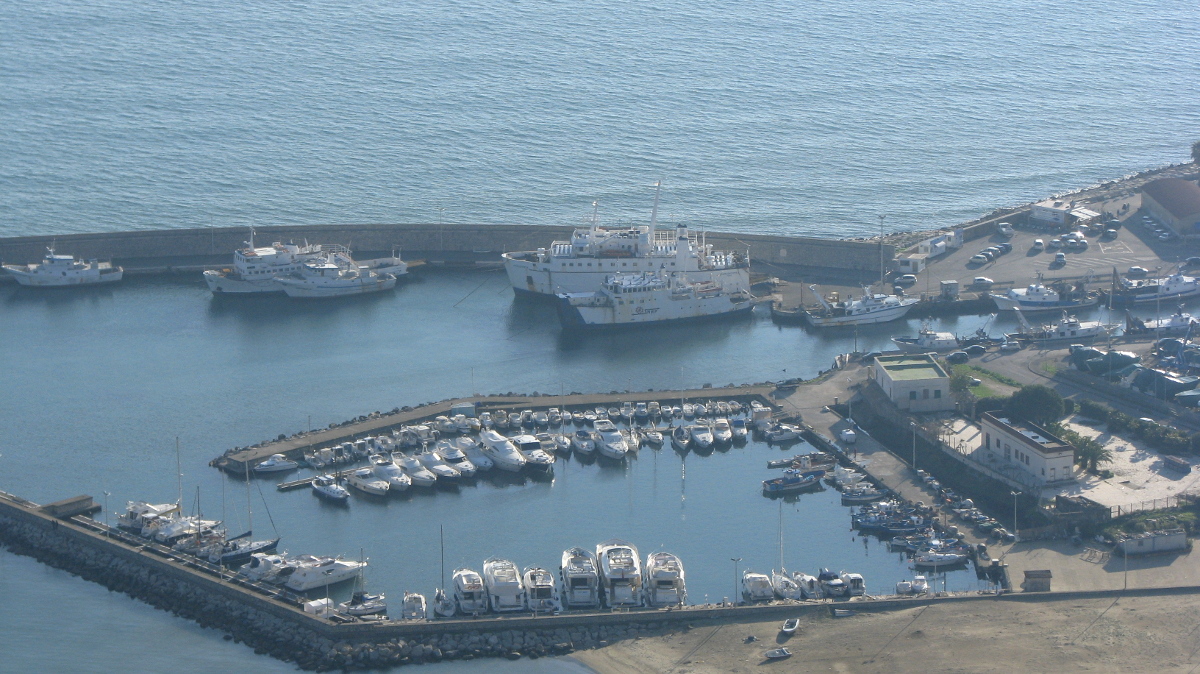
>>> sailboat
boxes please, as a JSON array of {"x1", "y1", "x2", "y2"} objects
[
  {"x1": 211, "y1": 463, "x2": 280, "y2": 566},
  {"x1": 339, "y1": 552, "x2": 386, "y2": 616},
  {"x1": 771, "y1": 502, "x2": 804, "y2": 600}
]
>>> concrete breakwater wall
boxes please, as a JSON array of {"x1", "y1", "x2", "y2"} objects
[{"x1": 0, "y1": 223, "x2": 891, "y2": 283}]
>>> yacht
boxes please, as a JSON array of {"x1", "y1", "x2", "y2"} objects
[
  {"x1": 203, "y1": 232, "x2": 326, "y2": 293},
  {"x1": 634, "y1": 403, "x2": 649, "y2": 421},
  {"x1": 990, "y1": 283, "x2": 1099, "y2": 311},
  {"x1": 253, "y1": 454, "x2": 298, "y2": 473},
  {"x1": 711, "y1": 419, "x2": 733, "y2": 444},
  {"x1": 482, "y1": 558, "x2": 526, "y2": 613},
  {"x1": 688, "y1": 424, "x2": 714, "y2": 450},
  {"x1": 817, "y1": 568, "x2": 847, "y2": 597},
  {"x1": 418, "y1": 448, "x2": 462, "y2": 483},
  {"x1": 436, "y1": 439, "x2": 477, "y2": 478},
  {"x1": 731, "y1": 418, "x2": 748, "y2": 440},
  {"x1": 523, "y1": 567, "x2": 563, "y2": 613},
  {"x1": 764, "y1": 423, "x2": 802, "y2": 443},
  {"x1": 479, "y1": 412, "x2": 494, "y2": 429},
  {"x1": 401, "y1": 592, "x2": 427, "y2": 620},
  {"x1": 275, "y1": 255, "x2": 397, "y2": 299},
  {"x1": 116, "y1": 501, "x2": 179, "y2": 533},
  {"x1": 791, "y1": 571, "x2": 821, "y2": 599},
  {"x1": 804, "y1": 285, "x2": 919, "y2": 327},
  {"x1": 512, "y1": 434, "x2": 555, "y2": 472},
  {"x1": 240, "y1": 553, "x2": 297, "y2": 584},
  {"x1": 670, "y1": 425, "x2": 691, "y2": 450},
  {"x1": 642, "y1": 429, "x2": 663, "y2": 445},
  {"x1": 284, "y1": 555, "x2": 366, "y2": 592},
  {"x1": 741, "y1": 570, "x2": 774, "y2": 603},
  {"x1": 839, "y1": 571, "x2": 866, "y2": 596},
  {"x1": 311, "y1": 475, "x2": 350, "y2": 502},
  {"x1": 596, "y1": 539, "x2": 643, "y2": 608},
  {"x1": 3, "y1": 246, "x2": 123, "y2": 287},
  {"x1": 771, "y1": 570, "x2": 803, "y2": 600},
  {"x1": 1010, "y1": 309, "x2": 1113, "y2": 342},
  {"x1": 452, "y1": 568, "x2": 489, "y2": 615},
  {"x1": 478, "y1": 430, "x2": 527, "y2": 472},
  {"x1": 345, "y1": 467, "x2": 390, "y2": 496},
  {"x1": 503, "y1": 192, "x2": 750, "y2": 297},
  {"x1": 643, "y1": 552, "x2": 687, "y2": 607},
  {"x1": 560, "y1": 547, "x2": 601, "y2": 609},
  {"x1": 457, "y1": 439, "x2": 495, "y2": 472},
  {"x1": 593, "y1": 420, "x2": 628, "y2": 459},
  {"x1": 892, "y1": 324, "x2": 961, "y2": 352},
  {"x1": 149, "y1": 515, "x2": 220, "y2": 545},
  {"x1": 369, "y1": 454, "x2": 412, "y2": 492},
  {"x1": 393, "y1": 452, "x2": 438, "y2": 487}
]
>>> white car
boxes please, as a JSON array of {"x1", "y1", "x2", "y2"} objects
[
  {"x1": 973, "y1": 276, "x2": 994, "y2": 288},
  {"x1": 970, "y1": 254, "x2": 988, "y2": 264},
  {"x1": 1032, "y1": 239, "x2": 1044, "y2": 251}
]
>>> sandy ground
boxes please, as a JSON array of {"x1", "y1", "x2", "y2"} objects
[{"x1": 574, "y1": 593, "x2": 1200, "y2": 673}]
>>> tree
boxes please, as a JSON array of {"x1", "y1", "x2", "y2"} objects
[
  {"x1": 1005, "y1": 384, "x2": 1064, "y2": 427},
  {"x1": 1075, "y1": 437, "x2": 1114, "y2": 473},
  {"x1": 1193, "y1": 140, "x2": 1200, "y2": 165}
]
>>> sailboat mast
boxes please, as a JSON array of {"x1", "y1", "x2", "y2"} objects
[
  {"x1": 778, "y1": 500, "x2": 784, "y2": 570},
  {"x1": 176, "y1": 437, "x2": 182, "y2": 506},
  {"x1": 440, "y1": 524, "x2": 446, "y2": 590},
  {"x1": 245, "y1": 460, "x2": 253, "y2": 533},
  {"x1": 649, "y1": 181, "x2": 662, "y2": 234},
  {"x1": 878, "y1": 214, "x2": 886, "y2": 291}
]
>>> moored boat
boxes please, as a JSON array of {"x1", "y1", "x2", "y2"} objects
[
  {"x1": 452, "y1": 568, "x2": 489, "y2": 615},
  {"x1": 482, "y1": 558, "x2": 526, "y2": 613},
  {"x1": 523, "y1": 567, "x2": 563, "y2": 612},
  {"x1": 596, "y1": 539, "x2": 643, "y2": 608},
  {"x1": 560, "y1": 547, "x2": 602, "y2": 609},
  {"x1": 4, "y1": 246, "x2": 123, "y2": 287},
  {"x1": 643, "y1": 551, "x2": 687, "y2": 607}
]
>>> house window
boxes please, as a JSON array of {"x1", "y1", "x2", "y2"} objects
[
  {"x1": 985, "y1": 433, "x2": 990, "y2": 448},
  {"x1": 909, "y1": 391, "x2": 917, "y2": 400},
  {"x1": 923, "y1": 389, "x2": 930, "y2": 399},
  {"x1": 934, "y1": 390, "x2": 942, "y2": 399}
]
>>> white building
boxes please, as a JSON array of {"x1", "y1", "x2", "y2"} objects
[
  {"x1": 980, "y1": 413, "x2": 1075, "y2": 486},
  {"x1": 1031, "y1": 199, "x2": 1100, "y2": 228},
  {"x1": 870, "y1": 354, "x2": 954, "y2": 413}
]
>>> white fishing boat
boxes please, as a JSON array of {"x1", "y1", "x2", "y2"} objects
[
  {"x1": 203, "y1": 230, "x2": 326, "y2": 293},
  {"x1": 643, "y1": 551, "x2": 687, "y2": 607},
  {"x1": 1110, "y1": 273, "x2": 1200, "y2": 306},
  {"x1": 3, "y1": 246, "x2": 123, "y2": 287},
  {"x1": 689, "y1": 424, "x2": 714, "y2": 449},
  {"x1": 990, "y1": 283, "x2": 1099, "y2": 311},
  {"x1": 524, "y1": 567, "x2": 563, "y2": 612},
  {"x1": 711, "y1": 419, "x2": 733, "y2": 444},
  {"x1": 503, "y1": 189, "x2": 750, "y2": 297},
  {"x1": 913, "y1": 550, "x2": 969, "y2": 567},
  {"x1": 1125, "y1": 307, "x2": 1199, "y2": 335},
  {"x1": 311, "y1": 475, "x2": 350, "y2": 502},
  {"x1": 285, "y1": 555, "x2": 366, "y2": 592},
  {"x1": 275, "y1": 255, "x2": 397, "y2": 299},
  {"x1": 253, "y1": 453, "x2": 298, "y2": 473},
  {"x1": 571, "y1": 429, "x2": 596, "y2": 453},
  {"x1": 771, "y1": 570, "x2": 803, "y2": 600},
  {"x1": 557, "y1": 269, "x2": 754, "y2": 329},
  {"x1": 741, "y1": 570, "x2": 774, "y2": 603},
  {"x1": 596, "y1": 539, "x2": 643, "y2": 608},
  {"x1": 594, "y1": 420, "x2": 629, "y2": 459},
  {"x1": 804, "y1": 285, "x2": 919, "y2": 327},
  {"x1": 345, "y1": 467, "x2": 390, "y2": 496},
  {"x1": 401, "y1": 592, "x2": 427, "y2": 620},
  {"x1": 394, "y1": 452, "x2": 438, "y2": 487},
  {"x1": 1010, "y1": 309, "x2": 1113, "y2": 342},
  {"x1": 560, "y1": 547, "x2": 601, "y2": 609},
  {"x1": 369, "y1": 454, "x2": 412, "y2": 492},
  {"x1": 478, "y1": 430, "x2": 527, "y2": 472},
  {"x1": 482, "y1": 558, "x2": 526, "y2": 613},
  {"x1": 452, "y1": 568, "x2": 489, "y2": 615},
  {"x1": 892, "y1": 324, "x2": 960, "y2": 352}
]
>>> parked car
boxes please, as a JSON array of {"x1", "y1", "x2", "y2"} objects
[
  {"x1": 965, "y1": 344, "x2": 987, "y2": 356},
  {"x1": 1185, "y1": 257, "x2": 1200, "y2": 267},
  {"x1": 997, "y1": 222, "x2": 1015, "y2": 237},
  {"x1": 1032, "y1": 239, "x2": 1045, "y2": 251},
  {"x1": 1000, "y1": 341, "x2": 1021, "y2": 352},
  {"x1": 970, "y1": 254, "x2": 989, "y2": 264},
  {"x1": 895, "y1": 274, "x2": 918, "y2": 286},
  {"x1": 946, "y1": 351, "x2": 969, "y2": 365},
  {"x1": 1048, "y1": 238, "x2": 1063, "y2": 249},
  {"x1": 973, "y1": 276, "x2": 994, "y2": 288},
  {"x1": 1054, "y1": 251, "x2": 1067, "y2": 264},
  {"x1": 969, "y1": 377, "x2": 983, "y2": 386},
  {"x1": 1128, "y1": 266, "x2": 1149, "y2": 278},
  {"x1": 1102, "y1": 229, "x2": 1118, "y2": 239},
  {"x1": 996, "y1": 243, "x2": 1013, "y2": 253}
]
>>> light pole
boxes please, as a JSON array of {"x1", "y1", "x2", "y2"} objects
[
  {"x1": 846, "y1": 379, "x2": 853, "y2": 424},
  {"x1": 103, "y1": 490, "x2": 111, "y2": 537},
  {"x1": 731, "y1": 557, "x2": 742, "y2": 605},
  {"x1": 911, "y1": 421, "x2": 918, "y2": 472},
  {"x1": 1010, "y1": 490, "x2": 1021, "y2": 541}
]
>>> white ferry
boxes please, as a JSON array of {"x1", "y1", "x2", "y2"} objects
[
  {"x1": 556, "y1": 272, "x2": 753, "y2": 329},
  {"x1": 204, "y1": 231, "x2": 325, "y2": 294},
  {"x1": 275, "y1": 256, "x2": 397, "y2": 299},
  {"x1": 804, "y1": 285, "x2": 919, "y2": 327},
  {"x1": 502, "y1": 191, "x2": 749, "y2": 297},
  {"x1": 3, "y1": 247, "x2": 123, "y2": 287}
]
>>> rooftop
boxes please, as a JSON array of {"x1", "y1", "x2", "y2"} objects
[
  {"x1": 874, "y1": 354, "x2": 948, "y2": 381},
  {"x1": 1143, "y1": 178, "x2": 1200, "y2": 221},
  {"x1": 982, "y1": 413, "x2": 1072, "y2": 455}
]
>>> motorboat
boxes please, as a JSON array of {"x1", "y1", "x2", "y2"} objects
[
  {"x1": 240, "y1": 553, "x2": 296, "y2": 584},
  {"x1": 452, "y1": 568, "x2": 489, "y2": 615},
  {"x1": 764, "y1": 424, "x2": 802, "y2": 443},
  {"x1": 457, "y1": 439, "x2": 495, "y2": 472},
  {"x1": 1009, "y1": 309, "x2": 1113, "y2": 342},
  {"x1": 417, "y1": 449, "x2": 461, "y2": 482},
  {"x1": 432, "y1": 588, "x2": 456, "y2": 618},
  {"x1": 203, "y1": 230, "x2": 324, "y2": 293},
  {"x1": 274, "y1": 255, "x2": 397, "y2": 299},
  {"x1": 508, "y1": 411, "x2": 523, "y2": 428},
  {"x1": 572, "y1": 411, "x2": 586, "y2": 424},
  {"x1": 841, "y1": 485, "x2": 886, "y2": 504},
  {"x1": 634, "y1": 402, "x2": 649, "y2": 421},
  {"x1": 482, "y1": 558, "x2": 526, "y2": 613},
  {"x1": 478, "y1": 430, "x2": 527, "y2": 472},
  {"x1": 892, "y1": 324, "x2": 961, "y2": 352},
  {"x1": 339, "y1": 590, "x2": 387, "y2": 617},
  {"x1": 840, "y1": 571, "x2": 865, "y2": 596},
  {"x1": 479, "y1": 412, "x2": 494, "y2": 429},
  {"x1": 311, "y1": 475, "x2": 350, "y2": 502},
  {"x1": 285, "y1": 555, "x2": 366, "y2": 592},
  {"x1": 452, "y1": 414, "x2": 472, "y2": 434},
  {"x1": 694, "y1": 402, "x2": 708, "y2": 418},
  {"x1": 370, "y1": 454, "x2": 412, "y2": 492},
  {"x1": 435, "y1": 440, "x2": 476, "y2": 478},
  {"x1": 764, "y1": 648, "x2": 792, "y2": 660},
  {"x1": 780, "y1": 618, "x2": 800, "y2": 635},
  {"x1": 116, "y1": 501, "x2": 180, "y2": 533},
  {"x1": 682, "y1": 403, "x2": 695, "y2": 419},
  {"x1": 731, "y1": 418, "x2": 748, "y2": 440},
  {"x1": 401, "y1": 592, "x2": 427, "y2": 620},
  {"x1": 741, "y1": 570, "x2": 774, "y2": 603},
  {"x1": 689, "y1": 424, "x2": 714, "y2": 449},
  {"x1": 512, "y1": 434, "x2": 555, "y2": 472},
  {"x1": 772, "y1": 570, "x2": 803, "y2": 600},
  {"x1": 209, "y1": 533, "x2": 281, "y2": 567},
  {"x1": 817, "y1": 568, "x2": 847, "y2": 597},
  {"x1": 791, "y1": 571, "x2": 821, "y2": 599},
  {"x1": 560, "y1": 547, "x2": 601, "y2": 609},
  {"x1": 596, "y1": 539, "x2": 643, "y2": 608},
  {"x1": 647, "y1": 401, "x2": 661, "y2": 417},
  {"x1": 253, "y1": 454, "x2": 299, "y2": 474},
  {"x1": 643, "y1": 551, "x2": 687, "y2": 607},
  {"x1": 671, "y1": 425, "x2": 691, "y2": 450},
  {"x1": 4, "y1": 246, "x2": 124, "y2": 287},
  {"x1": 910, "y1": 575, "x2": 929, "y2": 594},
  {"x1": 548, "y1": 408, "x2": 563, "y2": 425},
  {"x1": 394, "y1": 452, "x2": 438, "y2": 487},
  {"x1": 804, "y1": 285, "x2": 919, "y2": 326},
  {"x1": 990, "y1": 282, "x2": 1099, "y2": 312},
  {"x1": 524, "y1": 567, "x2": 563, "y2": 613},
  {"x1": 913, "y1": 550, "x2": 969, "y2": 568},
  {"x1": 642, "y1": 429, "x2": 663, "y2": 446},
  {"x1": 594, "y1": 420, "x2": 629, "y2": 460},
  {"x1": 345, "y1": 467, "x2": 390, "y2": 496},
  {"x1": 762, "y1": 470, "x2": 824, "y2": 496},
  {"x1": 571, "y1": 429, "x2": 596, "y2": 454},
  {"x1": 149, "y1": 515, "x2": 220, "y2": 545},
  {"x1": 711, "y1": 419, "x2": 733, "y2": 444},
  {"x1": 434, "y1": 416, "x2": 457, "y2": 435},
  {"x1": 521, "y1": 410, "x2": 535, "y2": 427}
]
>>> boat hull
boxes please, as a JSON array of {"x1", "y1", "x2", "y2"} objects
[
  {"x1": 804, "y1": 302, "x2": 917, "y2": 327},
  {"x1": 556, "y1": 295, "x2": 754, "y2": 330},
  {"x1": 278, "y1": 275, "x2": 397, "y2": 298},
  {"x1": 505, "y1": 254, "x2": 749, "y2": 297},
  {"x1": 990, "y1": 294, "x2": 1098, "y2": 312},
  {"x1": 5, "y1": 265, "x2": 123, "y2": 287}
]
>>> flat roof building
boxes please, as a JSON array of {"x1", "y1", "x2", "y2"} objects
[
  {"x1": 1142, "y1": 178, "x2": 1200, "y2": 235},
  {"x1": 980, "y1": 412, "x2": 1075, "y2": 487},
  {"x1": 870, "y1": 354, "x2": 953, "y2": 413}
]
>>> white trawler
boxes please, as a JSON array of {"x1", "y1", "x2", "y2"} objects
[
  {"x1": 3, "y1": 247, "x2": 123, "y2": 287},
  {"x1": 204, "y1": 231, "x2": 326, "y2": 294},
  {"x1": 804, "y1": 285, "x2": 919, "y2": 327},
  {"x1": 556, "y1": 272, "x2": 754, "y2": 329},
  {"x1": 502, "y1": 186, "x2": 750, "y2": 297},
  {"x1": 275, "y1": 255, "x2": 397, "y2": 299}
]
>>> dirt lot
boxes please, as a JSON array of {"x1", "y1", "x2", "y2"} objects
[{"x1": 573, "y1": 592, "x2": 1200, "y2": 673}]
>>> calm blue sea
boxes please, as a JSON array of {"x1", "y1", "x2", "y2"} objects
[{"x1": 1, "y1": 1, "x2": 1197, "y2": 672}]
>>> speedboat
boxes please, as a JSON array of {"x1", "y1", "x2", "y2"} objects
[
  {"x1": 524, "y1": 567, "x2": 563, "y2": 613},
  {"x1": 634, "y1": 402, "x2": 649, "y2": 421},
  {"x1": 452, "y1": 568, "x2": 489, "y2": 615},
  {"x1": 533, "y1": 410, "x2": 550, "y2": 427},
  {"x1": 418, "y1": 449, "x2": 462, "y2": 482},
  {"x1": 370, "y1": 454, "x2": 412, "y2": 492},
  {"x1": 435, "y1": 440, "x2": 476, "y2": 478},
  {"x1": 340, "y1": 590, "x2": 387, "y2": 617},
  {"x1": 642, "y1": 429, "x2": 663, "y2": 446},
  {"x1": 840, "y1": 571, "x2": 866, "y2": 596},
  {"x1": 765, "y1": 648, "x2": 792, "y2": 660},
  {"x1": 457, "y1": 438, "x2": 494, "y2": 472},
  {"x1": 572, "y1": 411, "x2": 587, "y2": 424},
  {"x1": 117, "y1": 501, "x2": 180, "y2": 533},
  {"x1": 731, "y1": 418, "x2": 748, "y2": 440},
  {"x1": 240, "y1": 553, "x2": 296, "y2": 584},
  {"x1": 554, "y1": 434, "x2": 572, "y2": 453},
  {"x1": 560, "y1": 547, "x2": 601, "y2": 609},
  {"x1": 671, "y1": 425, "x2": 691, "y2": 450},
  {"x1": 689, "y1": 424, "x2": 713, "y2": 449},
  {"x1": 401, "y1": 592, "x2": 427, "y2": 620},
  {"x1": 694, "y1": 403, "x2": 708, "y2": 418},
  {"x1": 311, "y1": 475, "x2": 350, "y2": 502},
  {"x1": 892, "y1": 324, "x2": 961, "y2": 352},
  {"x1": 622, "y1": 429, "x2": 640, "y2": 452},
  {"x1": 682, "y1": 403, "x2": 695, "y2": 419},
  {"x1": 254, "y1": 454, "x2": 299, "y2": 474},
  {"x1": 594, "y1": 420, "x2": 629, "y2": 459},
  {"x1": 596, "y1": 540, "x2": 642, "y2": 608},
  {"x1": 285, "y1": 555, "x2": 366, "y2": 592},
  {"x1": 434, "y1": 416, "x2": 457, "y2": 435},
  {"x1": 910, "y1": 575, "x2": 929, "y2": 593},
  {"x1": 571, "y1": 429, "x2": 596, "y2": 453},
  {"x1": 479, "y1": 412, "x2": 494, "y2": 429},
  {"x1": 512, "y1": 434, "x2": 555, "y2": 472},
  {"x1": 3, "y1": 246, "x2": 123, "y2": 287},
  {"x1": 432, "y1": 588, "x2": 456, "y2": 618},
  {"x1": 483, "y1": 558, "x2": 526, "y2": 613},
  {"x1": 548, "y1": 408, "x2": 563, "y2": 425},
  {"x1": 817, "y1": 568, "x2": 847, "y2": 597},
  {"x1": 764, "y1": 424, "x2": 801, "y2": 443},
  {"x1": 643, "y1": 551, "x2": 687, "y2": 607},
  {"x1": 478, "y1": 430, "x2": 527, "y2": 472},
  {"x1": 791, "y1": 571, "x2": 821, "y2": 599},
  {"x1": 647, "y1": 401, "x2": 661, "y2": 417},
  {"x1": 780, "y1": 618, "x2": 800, "y2": 635},
  {"x1": 345, "y1": 467, "x2": 390, "y2": 496},
  {"x1": 772, "y1": 570, "x2": 803, "y2": 600},
  {"x1": 711, "y1": 419, "x2": 733, "y2": 444},
  {"x1": 394, "y1": 452, "x2": 438, "y2": 487},
  {"x1": 742, "y1": 570, "x2": 774, "y2": 603}
]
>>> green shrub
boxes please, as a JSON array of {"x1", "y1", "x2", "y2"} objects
[{"x1": 1078, "y1": 399, "x2": 1112, "y2": 422}]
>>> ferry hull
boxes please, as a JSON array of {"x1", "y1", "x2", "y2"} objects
[
  {"x1": 278, "y1": 276, "x2": 398, "y2": 298},
  {"x1": 505, "y1": 254, "x2": 749, "y2": 297},
  {"x1": 204, "y1": 271, "x2": 284, "y2": 294},
  {"x1": 5, "y1": 266, "x2": 123, "y2": 287},
  {"x1": 557, "y1": 296, "x2": 754, "y2": 329}
]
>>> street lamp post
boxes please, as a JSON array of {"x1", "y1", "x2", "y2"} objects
[
  {"x1": 911, "y1": 421, "x2": 918, "y2": 472},
  {"x1": 731, "y1": 557, "x2": 742, "y2": 606},
  {"x1": 1010, "y1": 490, "x2": 1021, "y2": 541},
  {"x1": 102, "y1": 490, "x2": 111, "y2": 537},
  {"x1": 846, "y1": 379, "x2": 853, "y2": 424}
]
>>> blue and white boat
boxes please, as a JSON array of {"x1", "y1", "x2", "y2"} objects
[
  {"x1": 990, "y1": 283, "x2": 1099, "y2": 312},
  {"x1": 762, "y1": 469, "x2": 825, "y2": 495}
]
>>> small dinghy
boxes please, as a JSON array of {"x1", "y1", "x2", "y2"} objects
[
  {"x1": 780, "y1": 618, "x2": 800, "y2": 635},
  {"x1": 764, "y1": 647, "x2": 792, "y2": 660}
]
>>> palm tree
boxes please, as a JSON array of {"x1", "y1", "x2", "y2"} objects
[
  {"x1": 1193, "y1": 140, "x2": 1200, "y2": 165},
  {"x1": 1074, "y1": 438, "x2": 1114, "y2": 474}
]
